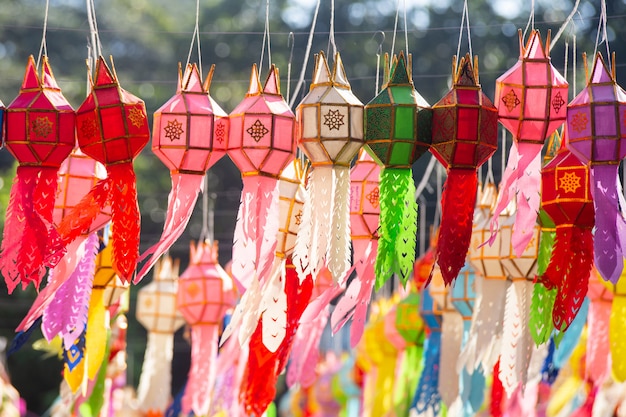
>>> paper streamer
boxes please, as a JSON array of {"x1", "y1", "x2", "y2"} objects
[
  {"x1": 182, "y1": 325, "x2": 219, "y2": 416},
  {"x1": 439, "y1": 311, "x2": 464, "y2": 406},
  {"x1": 411, "y1": 330, "x2": 442, "y2": 416},
  {"x1": 136, "y1": 332, "x2": 175, "y2": 413}
]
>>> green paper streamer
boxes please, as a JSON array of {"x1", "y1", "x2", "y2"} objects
[
  {"x1": 79, "y1": 330, "x2": 111, "y2": 417},
  {"x1": 394, "y1": 344, "x2": 424, "y2": 416},
  {"x1": 375, "y1": 167, "x2": 417, "y2": 289},
  {"x1": 529, "y1": 225, "x2": 557, "y2": 345}
]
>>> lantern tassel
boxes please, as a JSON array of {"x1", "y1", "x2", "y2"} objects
[
  {"x1": 586, "y1": 297, "x2": 611, "y2": 385},
  {"x1": 136, "y1": 173, "x2": 204, "y2": 283},
  {"x1": 411, "y1": 330, "x2": 442, "y2": 416},
  {"x1": 436, "y1": 169, "x2": 478, "y2": 285},
  {"x1": 499, "y1": 279, "x2": 534, "y2": 397},
  {"x1": 489, "y1": 143, "x2": 542, "y2": 256},
  {"x1": 328, "y1": 166, "x2": 351, "y2": 283},
  {"x1": 490, "y1": 360, "x2": 505, "y2": 417},
  {"x1": 182, "y1": 324, "x2": 219, "y2": 416},
  {"x1": 439, "y1": 311, "x2": 464, "y2": 407},
  {"x1": 591, "y1": 165, "x2": 626, "y2": 284},
  {"x1": 549, "y1": 227, "x2": 593, "y2": 332},
  {"x1": 261, "y1": 259, "x2": 287, "y2": 352},
  {"x1": 84, "y1": 288, "x2": 108, "y2": 381},
  {"x1": 610, "y1": 294, "x2": 626, "y2": 381},
  {"x1": 42, "y1": 232, "x2": 98, "y2": 349},
  {"x1": 219, "y1": 276, "x2": 263, "y2": 347},
  {"x1": 529, "y1": 285, "x2": 557, "y2": 346},
  {"x1": 136, "y1": 331, "x2": 175, "y2": 414},
  {"x1": 376, "y1": 167, "x2": 417, "y2": 288}
]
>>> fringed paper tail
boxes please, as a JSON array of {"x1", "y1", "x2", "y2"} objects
[
  {"x1": 436, "y1": 169, "x2": 477, "y2": 285},
  {"x1": 439, "y1": 312, "x2": 464, "y2": 406},
  {"x1": 551, "y1": 227, "x2": 593, "y2": 332},
  {"x1": 591, "y1": 165, "x2": 624, "y2": 284},
  {"x1": 535, "y1": 225, "x2": 556, "y2": 286},
  {"x1": 304, "y1": 167, "x2": 333, "y2": 280},
  {"x1": 136, "y1": 173, "x2": 204, "y2": 283},
  {"x1": 108, "y1": 163, "x2": 141, "y2": 282},
  {"x1": 411, "y1": 330, "x2": 442, "y2": 415},
  {"x1": 375, "y1": 168, "x2": 417, "y2": 289},
  {"x1": 136, "y1": 332, "x2": 175, "y2": 413},
  {"x1": 182, "y1": 325, "x2": 219, "y2": 416},
  {"x1": 328, "y1": 166, "x2": 351, "y2": 283},
  {"x1": 85, "y1": 289, "x2": 108, "y2": 381},
  {"x1": 529, "y1": 284, "x2": 557, "y2": 346},
  {"x1": 610, "y1": 295, "x2": 626, "y2": 382},
  {"x1": 42, "y1": 232, "x2": 99, "y2": 348},
  {"x1": 261, "y1": 259, "x2": 287, "y2": 352},
  {"x1": 586, "y1": 298, "x2": 611, "y2": 385},
  {"x1": 490, "y1": 360, "x2": 505, "y2": 417}
]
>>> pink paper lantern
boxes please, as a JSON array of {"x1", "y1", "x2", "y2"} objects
[
  {"x1": 491, "y1": 29, "x2": 568, "y2": 256},
  {"x1": 177, "y1": 240, "x2": 237, "y2": 416},
  {"x1": 137, "y1": 63, "x2": 229, "y2": 282},
  {"x1": 566, "y1": 52, "x2": 626, "y2": 283},
  {"x1": 0, "y1": 56, "x2": 75, "y2": 292},
  {"x1": 228, "y1": 64, "x2": 296, "y2": 291}
]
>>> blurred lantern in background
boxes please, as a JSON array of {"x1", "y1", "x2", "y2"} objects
[
  {"x1": 294, "y1": 51, "x2": 364, "y2": 284},
  {"x1": 177, "y1": 240, "x2": 237, "y2": 416},
  {"x1": 566, "y1": 52, "x2": 626, "y2": 284},
  {"x1": 364, "y1": 51, "x2": 432, "y2": 288},
  {"x1": 610, "y1": 266, "x2": 626, "y2": 382},
  {"x1": 138, "y1": 63, "x2": 228, "y2": 282},
  {"x1": 0, "y1": 56, "x2": 75, "y2": 292},
  {"x1": 431, "y1": 53, "x2": 498, "y2": 285},
  {"x1": 228, "y1": 64, "x2": 296, "y2": 291},
  {"x1": 586, "y1": 270, "x2": 613, "y2": 386},
  {"x1": 58, "y1": 56, "x2": 150, "y2": 283},
  {"x1": 491, "y1": 30, "x2": 568, "y2": 257},
  {"x1": 136, "y1": 256, "x2": 185, "y2": 415}
]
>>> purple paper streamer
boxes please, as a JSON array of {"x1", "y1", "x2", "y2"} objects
[
  {"x1": 591, "y1": 165, "x2": 625, "y2": 284},
  {"x1": 42, "y1": 232, "x2": 99, "y2": 348}
]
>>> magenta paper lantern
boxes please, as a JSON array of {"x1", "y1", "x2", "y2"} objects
[
  {"x1": 137, "y1": 63, "x2": 229, "y2": 282},
  {"x1": 228, "y1": 64, "x2": 296, "y2": 291},
  {"x1": 566, "y1": 52, "x2": 626, "y2": 283},
  {"x1": 294, "y1": 51, "x2": 364, "y2": 284},
  {"x1": 178, "y1": 240, "x2": 237, "y2": 416},
  {"x1": 0, "y1": 56, "x2": 75, "y2": 293},
  {"x1": 491, "y1": 29, "x2": 568, "y2": 256}
]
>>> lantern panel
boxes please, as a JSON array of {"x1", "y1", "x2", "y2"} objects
[
  {"x1": 523, "y1": 89, "x2": 548, "y2": 120},
  {"x1": 394, "y1": 107, "x2": 415, "y2": 139},
  {"x1": 457, "y1": 107, "x2": 479, "y2": 140},
  {"x1": 301, "y1": 106, "x2": 319, "y2": 139},
  {"x1": 350, "y1": 107, "x2": 364, "y2": 139},
  {"x1": 395, "y1": 293, "x2": 424, "y2": 344},
  {"x1": 95, "y1": 86, "x2": 121, "y2": 106},
  {"x1": 592, "y1": 85, "x2": 616, "y2": 102},
  {"x1": 419, "y1": 290, "x2": 442, "y2": 330},
  {"x1": 365, "y1": 107, "x2": 392, "y2": 140},
  {"x1": 389, "y1": 86, "x2": 414, "y2": 103},
  {"x1": 595, "y1": 106, "x2": 617, "y2": 136},
  {"x1": 457, "y1": 89, "x2": 479, "y2": 105},
  {"x1": 188, "y1": 115, "x2": 213, "y2": 148},
  {"x1": 320, "y1": 105, "x2": 350, "y2": 138},
  {"x1": 525, "y1": 62, "x2": 549, "y2": 84}
]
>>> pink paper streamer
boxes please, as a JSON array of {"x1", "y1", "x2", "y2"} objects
[
  {"x1": 42, "y1": 232, "x2": 99, "y2": 349},
  {"x1": 182, "y1": 324, "x2": 219, "y2": 416},
  {"x1": 136, "y1": 173, "x2": 204, "y2": 283},
  {"x1": 586, "y1": 299, "x2": 612, "y2": 385}
]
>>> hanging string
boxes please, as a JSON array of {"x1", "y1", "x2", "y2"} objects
[
  {"x1": 199, "y1": 176, "x2": 216, "y2": 243},
  {"x1": 500, "y1": 127, "x2": 507, "y2": 181},
  {"x1": 86, "y1": 0, "x2": 102, "y2": 84},
  {"x1": 373, "y1": 31, "x2": 385, "y2": 94},
  {"x1": 418, "y1": 196, "x2": 427, "y2": 256},
  {"x1": 259, "y1": 0, "x2": 272, "y2": 73},
  {"x1": 550, "y1": 0, "x2": 580, "y2": 52},
  {"x1": 593, "y1": 0, "x2": 610, "y2": 65},
  {"x1": 289, "y1": 0, "x2": 320, "y2": 107},
  {"x1": 564, "y1": 40, "x2": 569, "y2": 85},
  {"x1": 522, "y1": 0, "x2": 536, "y2": 40},
  {"x1": 573, "y1": 34, "x2": 577, "y2": 96},
  {"x1": 327, "y1": 0, "x2": 337, "y2": 58},
  {"x1": 455, "y1": 0, "x2": 473, "y2": 68},
  {"x1": 486, "y1": 155, "x2": 495, "y2": 185},
  {"x1": 390, "y1": 0, "x2": 401, "y2": 68},
  {"x1": 403, "y1": 0, "x2": 409, "y2": 55},
  {"x1": 36, "y1": 0, "x2": 50, "y2": 69},
  {"x1": 434, "y1": 164, "x2": 443, "y2": 230},
  {"x1": 185, "y1": 0, "x2": 203, "y2": 77},
  {"x1": 286, "y1": 32, "x2": 295, "y2": 104}
]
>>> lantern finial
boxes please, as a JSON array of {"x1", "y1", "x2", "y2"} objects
[
  {"x1": 183, "y1": 63, "x2": 204, "y2": 93},
  {"x1": 311, "y1": 52, "x2": 332, "y2": 87},
  {"x1": 22, "y1": 56, "x2": 39, "y2": 89},
  {"x1": 203, "y1": 64, "x2": 216, "y2": 93},
  {"x1": 41, "y1": 56, "x2": 60, "y2": 90},
  {"x1": 332, "y1": 52, "x2": 351, "y2": 89},
  {"x1": 94, "y1": 56, "x2": 115, "y2": 86},
  {"x1": 263, "y1": 64, "x2": 281, "y2": 95},
  {"x1": 246, "y1": 64, "x2": 262, "y2": 96}
]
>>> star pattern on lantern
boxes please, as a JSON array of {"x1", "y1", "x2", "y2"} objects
[
  {"x1": 215, "y1": 122, "x2": 226, "y2": 144},
  {"x1": 185, "y1": 282, "x2": 200, "y2": 298},
  {"x1": 294, "y1": 209, "x2": 303, "y2": 225},
  {"x1": 559, "y1": 171, "x2": 582, "y2": 194},
  {"x1": 323, "y1": 108, "x2": 345, "y2": 131},
  {"x1": 571, "y1": 112, "x2": 588, "y2": 133},
  {"x1": 128, "y1": 107, "x2": 146, "y2": 128},
  {"x1": 164, "y1": 119, "x2": 184, "y2": 142},
  {"x1": 31, "y1": 116, "x2": 53, "y2": 138},
  {"x1": 552, "y1": 92, "x2": 565, "y2": 113},
  {"x1": 367, "y1": 186, "x2": 380, "y2": 208},
  {"x1": 502, "y1": 90, "x2": 521, "y2": 112},
  {"x1": 246, "y1": 119, "x2": 269, "y2": 142},
  {"x1": 81, "y1": 119, "x2": 98, "y2": 139}
]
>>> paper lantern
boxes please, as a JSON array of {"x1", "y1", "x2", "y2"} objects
[
  {"x1": 137, "y1": 63, "x2": 228, "y2": 283},
  {"x1": 610, "y1": 267, "x2": 626, "y2": 382},
  {"x1": 136, "y1": 256, "x2": 185, "y2": 414},
  {"x1": 450, "y1": 263, "x2": 477, "y2": 321},
  {"x1": 0, "y1": 56, "x2": 75, "y2": 292},
  {"x1": 58, "y1": 56, "x2": 150, "y2": 283},
  {"x1": 331, "y1": 150, "x2": 380, "y2": 346},
  {"x1": 541, "y1": 144, "x2": 594, "y2": 331},
  {"x1": 228, "y1": 64, "x2": 296, "y2": 291},
  {"x1": 431, "y1": 53, "x2": 498, "y2": 285},
  {"x1": 566, "y1": 52, "x2": 626, "y2": 284},
  {"x1": 586, "y1": 269, "x2": 612, "y2": 385},
  {"x1": 491, "y1": 30, "x2": 568, "y2": 256},
  {"x1": 177, "y1": 240, "x2": 237, "y2": 416},
  {"x1": 294, "y1": 51, "x2": 364, "y2": 283},
  {"x1": 364, "y1": 51, "x2": 432, "y2": 288}
]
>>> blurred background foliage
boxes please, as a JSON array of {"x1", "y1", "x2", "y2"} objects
[{"x1": 1, "y1": 0, "x2": 626, "y2": 414}]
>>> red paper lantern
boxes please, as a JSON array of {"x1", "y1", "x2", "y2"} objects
[
  {"x1": 57, "y1": 56, "x2": 150, "y2": 283},
  {"x1": 566, "y1": 52, "x2": 626, "y2": 284},
  {"x1": 137, "y1": 63, "x2": 229, "y2": 282},
  {"x1": 0, "y1": 56, "x2": 75, "y2": 292},
  {"x1": 541, "y1": 143, "x2": 594, "y2": 331},
  {"x1": 430, "y1": 53, "x2": 498, "y2": 285}
]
